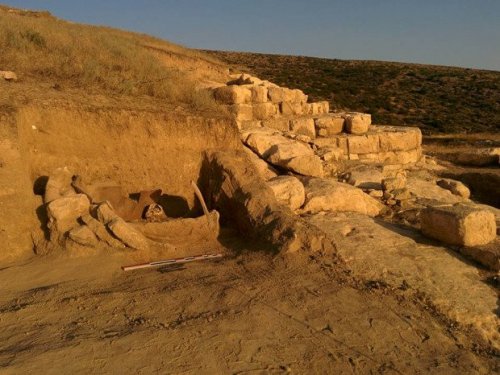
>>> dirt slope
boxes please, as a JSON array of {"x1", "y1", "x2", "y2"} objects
[{"x1": 0, "y1": 236, "x2": 497, "y2": 374}]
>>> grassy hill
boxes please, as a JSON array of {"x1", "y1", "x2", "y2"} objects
[
  {"x1": 0, "y1": 5, "x2": 229, "y2": 115},
  {"x1": 205, "y1": 50, "x2": 500, "y2": 134}
]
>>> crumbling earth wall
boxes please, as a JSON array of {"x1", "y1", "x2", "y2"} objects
[{"x1": 1, "y1": 104, "x2": 241, "y2": 263}]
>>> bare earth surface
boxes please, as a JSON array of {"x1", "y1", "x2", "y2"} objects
[{"x1": 0, "y1": 232, "x2": 498, "y2": 374}]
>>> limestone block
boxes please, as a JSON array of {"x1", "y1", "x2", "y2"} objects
[
  {"x1": 238, "y1": 120, "x2": 262, "y2": 130},
  {"x1": 267, "y1": 176, "x2": 305, "y2": 210},
  {"x1": 348, "y1": 134, "x2": 380, "y2": 154},
  {"x1": 292, "y1": 89, "x2": 308, "y2": 103},
  {"x1": 213, "y1": 85, "x2": 251, "y2": 104},
  {"x1": 108, "y1": 217, "x2": 149, "y2": 250},
  {"x1": 0, "y1": 71, "x2": 17, "y2": 81},
  {"x1": 245, "y1": 132, "x2": 290, "y2": 159},
  {"x1": 261, "y1": 118, "x2": 290, "y2": 132},
  {"x1": 379, "y1": 149, "x2": 421, "y2": 165},
  {"x1": 267, "y1": 87, "x2": 294, "y2": 103},
  {"x1": 421, "y1": 204, "x2": 496, "y2": 246},
  {"x1": 228, "y1": 73, "x2": 263, "y2": 86},
  {"x1": 283, "y1": 155, "x2": 324, "y2": 177},
  {"x1": 46, "y1": 194, "x2": 90, "y2": 235},
  {"x1": 437, "y1": 179, "x2": 471, "y2": 199},
  {"x1": 253, "y1": 103, "x2": 279, "y2": 120},
  {"x1": 44, "y1": 167, "x2": 75, "y2": 203},
  {"x1": 96, "y1": 201, "x2": 119, "y2": 224},
  {"x1": 315, "y1": 114, "x2": 344, "y2": 136},
  {"x1": 317, "y1": 147, "x2": 345, "y2": 162},
  {"x1": 68, "y1": 225, "x2": 98, "y2": 247},
  {"x1": 280, "y1": 101, "x2": 304, "y2": 116},
  {"x1": 302, "y1": 178, "x2": 383, "y2": 217},
  {"x1": 81, "y1": 214, "x2": 125, "y2": 248},
  {"x1": 250, "y1": 86, "x2": 268, "y2": 103},
  {"x1": 347, "y1": 168, "x2": 384, "y2": 190},
  {"x1": 379, "y1": 128, "x2": 421, "y2": 152},
  {"x1": 228, "y1": 104, "x2": 253, "y2": 121},
  {"x1": 266, "y1": 141, "x2": 314, "y2": 165},
  {"x1": 243, "y1": 146, "x2": 278, "y2": 181},
  {"x1": 382, "y1": 175, "x2": 407, "y2": 192},
  {"x1": 345, "y1": 113, "x2": 371, "y2": 135},
  {"x1": 290, "y1": 118, "x2": 315, "y2": 138},
  {"x1": 240, "y1": 126, "x2": 279, "y2": 143}
]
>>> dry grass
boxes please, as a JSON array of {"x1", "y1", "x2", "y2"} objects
[{"x1": 0, "y1": 6, "x2": 227, "y2": 112}]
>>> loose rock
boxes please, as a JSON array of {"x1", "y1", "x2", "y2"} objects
[
  {"x1": 108, "y1": 217, "x2": 149, "y2": 250},
  {"x1": 267, "y1": 176, "x2": 305, "y2": 210}
]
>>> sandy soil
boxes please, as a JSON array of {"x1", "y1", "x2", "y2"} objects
[{"x1": 0, "y1": 231, "x2": 498, "y2": 374}]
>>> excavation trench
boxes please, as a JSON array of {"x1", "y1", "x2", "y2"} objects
[{"x1": 0, "y1": 104, "x2": 329, "y2": 263}]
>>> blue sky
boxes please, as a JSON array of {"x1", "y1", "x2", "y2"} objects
[{"x1": 4, "y1": 0, "x2": 500, "y2": 71}]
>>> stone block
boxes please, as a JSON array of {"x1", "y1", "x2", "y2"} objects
[
  {"x1": 421, "y1": 204, "x2": 496, "y2": 246},
  {"x1": 382, "y1": 175, "x2": 407, "y2": 192},
  {"x1": 213, "y1": 85, "x2": 251, "y2": 104},
  {"x1": 292, "y1": 89, "x2": 308, "y2": 103},
  {"x1": 280, "y1": 101, "x2": 304, "y2": 116},
  {"x1": 302, "y1": 178, "x2": 383, "y2": 216},
  {"x1": 46, "y1": 194, "x2": 90, "y2": 235},
  {"x1": 243, "y1": 147, "x2": 278, "y2": 181},
  {"x1": 315, "y1": 114, "x2": 344, "y2": 136},
  {"x1": 261, "y1": 118, "x2": 290, "y2": 132},
  {"x1": 238, "y1": 120, "x2": 262, "y2": 130},
  {"x1": 290, "y1": 118, "x2": 315, "y2": 138},
  {"x1": 108, "y1": 217, "x2": 149, "y2": 250},
  {"x1": 266, "y1": 141, "x2": 314, "y2": 165},
  {"x1": 348, "y1": 134, "x2": 380, "y2": 154},
  {"x1": 283, "y1": 155, "x2": 324, "y2": 177},
  {"x1": 250, "y1": 86, "x2": 268, "y2": 103},
  {"x1": 68, "y1": 225, "x2": 98, "y2": 247},
  {"x1": 252, "y1": 103, "x2": 279, "y2": 120},
  {"x1": 44, "y1": 167, "x2": 75, "y2": 204},
  {"x1": 268, "y1": 87, "x2": 295, "y2": 103},
  {"x1": 267, "y1": 176, "x2": 305, "y2": 210},
  {"x1": 437, "y1": 179, "x2": 471, "y2": 199},
  {"x1": 228, "y1": 104, "x2": 253, "y2": 121},
  {"x1": 245, "y1": 132, "x2": 290, "y2": 159},
  {"x1": 345, "y1": 113, "x2": 371, "y2": 135},
  {"x1": 379, "y1": 128, "x2": 421, "y2": 152}
]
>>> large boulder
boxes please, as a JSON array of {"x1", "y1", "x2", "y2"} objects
[
  {"x1": 243, "y1": 147, "x2": 278, "y2": 181},
  {"x1": 46, "y1": 194, "x2": 90, "y2": 235},
  {"x1": 244, "y1": 132, "x2": 290, "y2": 159},
  {"x1": 267, "y1": 87, "x2": 296, "y2": 103},
  {"x1": 283, "y1": 155, "x2": 324, "y2": 177},
  {"x1": 302, "y1": 178, "x2": 384, "y2": 216},
  {"x1": 344, "y1": 113, "x2": 371, "y2": 135},
  {"x1": 421, "y1": 204, "x2": 496, "y2": 246},
  {"x1": 267, "y1": 176, "x2": 305, "y2": 210},
  {"x1": 250, "y1": 86, "x2": 268, "y2": 103},
  {"x1": 266, "y1": 140, "x2": 314, "y2": 164},
  {"x1": 347, "y1": 134, "x2": 380, "y2": 154}
]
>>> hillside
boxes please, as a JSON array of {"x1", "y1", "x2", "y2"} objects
[
  {"x1": 0, "y1": 5, "x2": 230, "y2": 116},
  {"x1": 205, "y1": 50, "x2": 500, "y2": 134}
]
